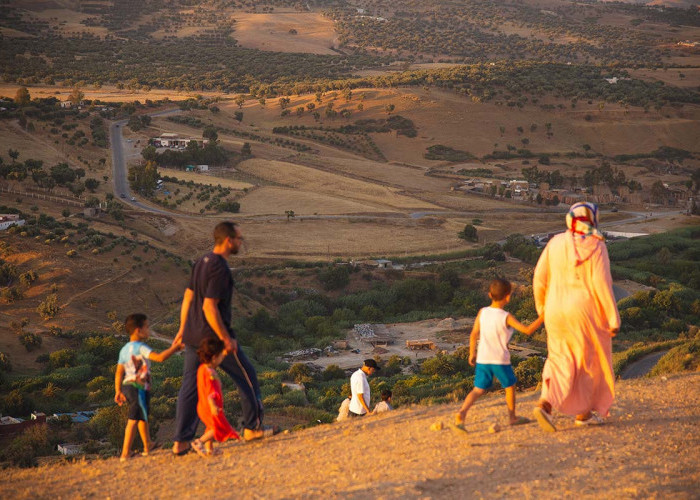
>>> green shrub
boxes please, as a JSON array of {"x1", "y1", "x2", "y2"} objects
[
  {"x1": 0, "y1": 351, "x2": 11, "y2": 372},
  {"x1": 288, "y1": 363, "x2": 312, "y2": 384},
  {"x1": 514, "y1": 356, "x2": 544, "y2": 389},
  {"x1": 1, "y1": 425, "x2": 51, "y2": 468},
  {"x1": 19, "y1": 332, "x2": 42, "y2": 351},
  {"x1": 322, "y1": 364, "x2": 346, "y2": 381},
  {"x1": 48, "y1": 364, "x2": 93, "y2": 387},
  {"x1": 649, "y1": 340, "x2": 700, "y2": 377},
  {"x1": 3, "y1": 389, "x2": 33, "y2": 416},
  {"x1": 90, "y1": 405, "x2": 129, "y2": 447},
  {"x1": 49, "y1": 348, "x2": 76, "y2": 369},
  {"x1": 318, "y1": 265, "x2": 350, "y2": 291},
  {"x1": 37, "y1": 293, "x2": 60, "y2": 320}
]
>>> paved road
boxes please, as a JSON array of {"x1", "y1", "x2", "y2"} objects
[
  {"x1": 109, "y1": 108, "x2": 182, "y2": 216},
  {"x1": 621, "y1": 350, "x2": 668, "y2": 379}
]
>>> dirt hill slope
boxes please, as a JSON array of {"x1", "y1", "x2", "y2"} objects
[{"x1": 3, "y1": 373, "x2": 698, "y2": 499}]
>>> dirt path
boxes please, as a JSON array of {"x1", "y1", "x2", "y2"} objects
[{"x1": 3, "y1": 373, "x2": 698, "y2": 499}]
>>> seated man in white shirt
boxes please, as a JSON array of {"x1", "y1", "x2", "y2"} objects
[
  {"x1": 373, "y1": 389, "x2": 393, "y2": 414},
  {"x1": 349, "y1": 359, "x2": 379, "y2": 417}
]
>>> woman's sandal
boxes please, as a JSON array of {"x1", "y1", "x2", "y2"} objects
[
  {"x1": 191, "y1": 439, "x2": 208, "y2": 458},
  {"x1": 533, "y1": 406, "x2": 557, "y2": 433}
]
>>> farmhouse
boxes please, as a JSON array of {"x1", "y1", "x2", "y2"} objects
[
  {"x1": 509, "y1": 179, "x2": 529, "y2": 194},
  {"x1": 0, "y1": 214, "x2": 25, "y2": 231},
  {"x1": 152, "y1": 133, "x2": 209, "y2": 149}
]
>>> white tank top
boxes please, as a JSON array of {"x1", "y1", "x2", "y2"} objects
[{"x1": 475, "y1": 307, "x2": 513, "y2": 365}]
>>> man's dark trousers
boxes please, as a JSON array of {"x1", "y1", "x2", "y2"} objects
[{"x1": 174, "y1": 345, "x2": 263, "y2": 442}]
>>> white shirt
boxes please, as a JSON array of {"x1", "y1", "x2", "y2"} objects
[
  {"x1": 349, "y1": 368, "x2": 370, "y2": 415},
  {"x1": 475, "y1": 307, "x2": 514, "y2": 365},
  {"x1": 373, "y1": 401, "x2": 392, "y2": 413}
]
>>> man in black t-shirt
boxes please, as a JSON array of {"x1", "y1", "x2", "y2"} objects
[{"x1": 172, "y1": 222, "x2": 267, "y2": 455}]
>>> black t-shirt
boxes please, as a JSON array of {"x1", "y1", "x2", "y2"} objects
[{"x1": 182, "y1": 252, "x2": 234, "y2": 347}]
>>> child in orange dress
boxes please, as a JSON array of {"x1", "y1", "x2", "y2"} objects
[{"x1": 192, "y1": 337, "x2": 240, "y2": 457}]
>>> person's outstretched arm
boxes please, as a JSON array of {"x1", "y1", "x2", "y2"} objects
[
  {"x1": 469, "y1": 311, "x2": 482, "y2": 366},
  {"x1": 149, "y1": 337, "x2": 183, "y2": 363},
  {"x1": 507, "y1": 314, "x2": 544, "y2": 336}
]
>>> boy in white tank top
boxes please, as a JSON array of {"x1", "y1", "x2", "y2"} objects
[{"x1": 454, "y1": 279, "x2": 544, "y2": 431}]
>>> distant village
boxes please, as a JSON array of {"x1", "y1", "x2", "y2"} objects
[{"x1": 454, "y1": 177, "x2": 694, "y2": 213}]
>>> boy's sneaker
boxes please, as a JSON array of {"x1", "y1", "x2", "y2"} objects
[
  {"x1": 575, "y1": 414, "x2": 604, "y2": 426},
  {"x1": 533, "y1": 406, "x2": 557, "y2": 433}
]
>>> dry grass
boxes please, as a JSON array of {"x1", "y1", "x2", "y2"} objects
[
  {"x1": 231, "y1": 12, "x2": 338, "y2": 54},
  {"x1": 0, "y1": 84, "x2": 220, "y2": 103},
  {"x1": 202, "y1": 217, "x2": 477, "y2": 259},
  {"x1": 237, "y1": 158, "x2": 441, "y2": 211},
  {"x1": 628, "y1": 68, "x2": 700, "y2": 89},
  {"x1": 239, "y1": 186, "x2": 390, "y2": 216}
]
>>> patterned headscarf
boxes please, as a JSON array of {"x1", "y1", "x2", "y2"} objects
[
  {"x1": 566, "y1": 202, "x2": 604, "y2": 240},
  {"x1": 566, "y1": 202, "x2": 604, "y2": 266}
]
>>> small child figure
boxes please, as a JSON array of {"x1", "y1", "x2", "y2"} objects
[
  {"x1": 455, "y1": 279, "x2": 544, "y2": 430},
  {"x1": 192, "y1": 337, "x2": 241, "y2": 457},
  {"x1": 373, "y1": 389, "x2": 393, "y2": 414},
  {"x1": 115, "y1": 313, "x2": 182, "y2": 462},
  {"x1": 336, "y1": 395, "x2": 351, "y2": 422}
]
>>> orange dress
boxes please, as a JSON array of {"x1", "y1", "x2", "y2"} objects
[
  {"x1": 533, "y1": 232, "x2": 620, "y2": 417},
  {"x1": 197, "y1": 364, "x2": 240, "y2": 442}
]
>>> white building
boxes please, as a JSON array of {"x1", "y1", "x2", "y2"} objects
[
  {"x1": 0, "y1": 214, "x2": 25, "y2": 231},
  {"x1": 153, "y1": 133, "x2": 209, "y2": 148},
  {"x1": 57, "y1": 444, "x2": 83, "y2": 456}
]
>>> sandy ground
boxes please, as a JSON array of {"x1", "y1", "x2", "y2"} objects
[{"x1": 2, "y1": 372, "x2": 698, "y2": 499}]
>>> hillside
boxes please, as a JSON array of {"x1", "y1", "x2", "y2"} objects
[{"x1": 2, "y1": 372, "x2": 697, "y2": 498}]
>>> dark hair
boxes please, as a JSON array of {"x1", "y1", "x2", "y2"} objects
[
  {"x1": 198, "y1": 336, "x2": 225, "y2": 364},
  {"x1": 213, "y1": 221, "x2": 238, "y2": 245},
  {"x1": 125, "y1": 313, "x2": 148, "y2": 335},
  {"x1": 381, "y1": 389, "x2": 392, "y2": 401},
  {"x1": 489, "y1": 278, "x2": 512, "y2": 301}
]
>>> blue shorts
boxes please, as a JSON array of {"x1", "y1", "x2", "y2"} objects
[{"x1": 474, "y1": 363, "x2": 516, "y2": 390}]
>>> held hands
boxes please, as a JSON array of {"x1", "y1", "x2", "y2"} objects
[
  {"x1": 223, "y1": 336, "x2": 238, "y2": 354},
  {"x1": 610, "y1": 328, "x2": 619, "y2": 338},
  {"x1": 172, "y1": 331, "x2": 184, "y2": 350},
  {"x1": 114, "y1": 391, "x2": 126, "y2": 406}
]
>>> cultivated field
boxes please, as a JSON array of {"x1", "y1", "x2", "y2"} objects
[{"x1": 236, "y1": 158, "x2": 440, "y2": 212}]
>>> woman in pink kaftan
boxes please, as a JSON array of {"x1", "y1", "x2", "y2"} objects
[{"x1": 532, "y1": 202, "x2": 620, "y2": 431}]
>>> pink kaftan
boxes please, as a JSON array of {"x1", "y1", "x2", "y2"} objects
[{"x1": 533, "y1": 232, "x2": 620, "y2": 417}]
